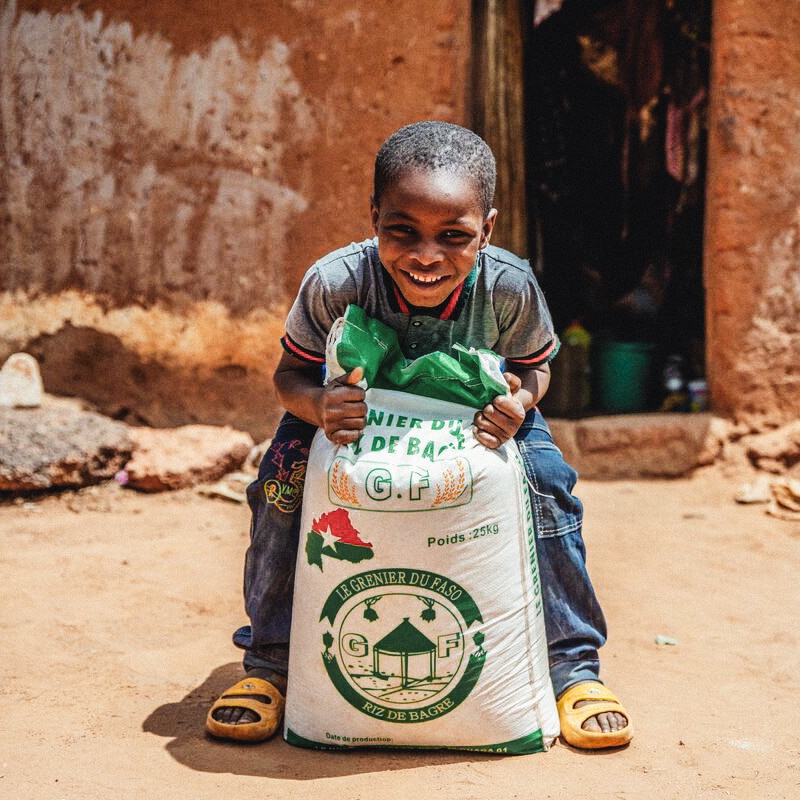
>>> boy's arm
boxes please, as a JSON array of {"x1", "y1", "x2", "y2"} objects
[
  {"x1": 473, "y1": 363, "x2": 551, "y2": 450},
  {"x1": 273, "y1": 351, "x2": 367, "y2": 445}
]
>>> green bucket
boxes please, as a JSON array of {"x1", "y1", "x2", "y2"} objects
[{"x1": 596, "y1": 341, "x2": 654, "y2": 413}]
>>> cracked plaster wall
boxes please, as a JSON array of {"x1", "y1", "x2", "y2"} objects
[{"x1": 0, "y1": 1, "x2": 468, "y2": 437}]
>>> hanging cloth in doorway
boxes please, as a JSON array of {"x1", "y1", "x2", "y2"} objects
[
  {"x1": 534, "y1": 0, "x2": 565, "y2": 27},
  {"x1": 666, "y1": 87, "x2": 707, "y2": 186}
]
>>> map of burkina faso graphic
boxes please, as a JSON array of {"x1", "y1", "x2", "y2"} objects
[{"x1": 306, "y1": 508, "x2": 375, "y2": 570}]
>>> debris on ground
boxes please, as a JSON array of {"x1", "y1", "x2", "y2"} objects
[
  {"x1": 196, "y1": 471, "x2": 253, "y2": 504},
  {"x1": 247, "y1": 439, "x2": 272, "y2": 470},
  {"x1": 735, "y1": 475, "x2": 800, "y2": 522},
  {"x1": 734, "y1": 474, "x2": 773, "y2": 504},
  {"x1": 655, "y1": 634, "x2": 679, "y2": 646},
  {"x1": 766, "y1": 479, "x2": 800, "y2": 522}
]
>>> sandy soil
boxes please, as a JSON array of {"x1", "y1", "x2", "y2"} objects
[{"x1": 2, "y1": 467, "x2": 798, "y2": 800}]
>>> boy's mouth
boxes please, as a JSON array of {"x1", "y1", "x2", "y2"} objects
[{"x1": 406, "y1": 270, "x2": 446, "y2": 286}]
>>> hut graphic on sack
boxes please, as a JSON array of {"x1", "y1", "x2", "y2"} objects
[
  {"x1": 285, "y1": 306, "x2": 560, "y2": 753},
  {"x1": 373, "y1": 617, "x2": 437, "y2": 686}
]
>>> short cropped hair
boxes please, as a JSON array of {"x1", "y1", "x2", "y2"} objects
[{"x1": 374, "y1": 121, "x2": 497, "y2": 216}]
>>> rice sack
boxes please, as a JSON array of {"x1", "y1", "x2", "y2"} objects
[{"x1": 284, "y1": 305, "x2": 559, "y2": 754}]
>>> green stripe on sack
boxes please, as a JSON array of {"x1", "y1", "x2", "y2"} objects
[
  {"x1": 284, "y1": 727, "x2": 546, "y2": 754},
  {"x1": 458, "y1": 729, "x2": 547, "y2": 755},
  {"x1": 334, "y1": 305, "x2": 508, "y2": 409}
]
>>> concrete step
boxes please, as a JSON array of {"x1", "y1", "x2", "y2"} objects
[{"x1": 547, "y1": 412, "x2": 723, "y2": 480}]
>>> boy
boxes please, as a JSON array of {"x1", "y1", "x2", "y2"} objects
[{"x1": 206, "y1": 121, "x2": 632, "y2": 750}]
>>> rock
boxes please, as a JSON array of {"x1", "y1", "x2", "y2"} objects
[
  {"x1": 741, "y1": 421, "x2": 800, "y2": 472},
  {"x1": 0, "y1": 396, "x2": 133, "y2": 492},
  {"x1": 694, "y1": 415, "x2": 732, "y2": 467},
  {"x1": 734, "y1": 474, "x2": 773, "y2": 504},
  {"x1": 548, "y1": 413, "x2": 721, "y2": 479},
  {"x1": 0, "y1": 353, "x2": 44, "y2": 408},
  {"x1": 124, "y1": 425, "x2": 254, "y2": 492}
]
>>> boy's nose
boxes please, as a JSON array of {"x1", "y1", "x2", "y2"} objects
[{"x1": 410, "y1": 240, "x2": 443, "y2": 265}]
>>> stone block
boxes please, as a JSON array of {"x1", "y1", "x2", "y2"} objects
[
  {"x1": 0, "y1": 396, "x2": 133, "y2": 492},
  {"x1": 548, "y1": 413, "x2": 722, "y2": 479},
  {"x1": 124, "y1": 425, "x2": 254, "y2": 492}
]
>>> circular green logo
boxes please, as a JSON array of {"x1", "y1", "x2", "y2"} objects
[{"x1": 320, "y1": 569, "x2": 486, "y2": 723}]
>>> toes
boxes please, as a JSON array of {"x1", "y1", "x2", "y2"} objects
[
  {"x1": 581, "y1": 714, "x2": 602, "y2": 733},
  {"x1": 582, "y1": 710, "x2": 628, "y2": 733},
  {"x1": 212, "y1": 705, "x2": 262, "y2": 725}
]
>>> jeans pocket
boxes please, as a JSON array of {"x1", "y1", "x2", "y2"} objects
[{"x1": 519, "y1": 440, "x2": 583, "y2": 539}]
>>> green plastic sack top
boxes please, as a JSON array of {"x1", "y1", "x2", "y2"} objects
[{"x1": 325, "y1": 305, "x2": 508, "y2": 410}]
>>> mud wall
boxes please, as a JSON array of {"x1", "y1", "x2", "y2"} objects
[
  {"x1": 0, "y1": 0, "x2": 469, "y2": 438},
  {"x1": 705, "y1": 0, "x2": 800, "y2": 426},
  {"x1": 4, "y1": 0, "x2": 800, "y2": 436}
]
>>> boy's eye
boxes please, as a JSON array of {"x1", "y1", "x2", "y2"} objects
[
  {"x1": 441, "y1": 230, "x2": 472, "y2": 242},
  {"x1": 386, "y1": 225, "x2": 415, "y2": 237}
]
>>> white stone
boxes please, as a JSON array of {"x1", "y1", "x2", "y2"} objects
[{"x1": 0, "y1": 353, "x2": 44, "y2": 408}]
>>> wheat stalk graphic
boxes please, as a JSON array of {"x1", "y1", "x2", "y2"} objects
[
  {"x1": 330, "y1": 459, "x2": 360, "y2": 505},
  {"x1": 432, "y1": 459, "x2": 467, "y2": 506}
]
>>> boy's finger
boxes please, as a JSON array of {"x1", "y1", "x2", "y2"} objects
[
  {"x1": 328, "y1": 427, "x2": 363, "y2": 445},
  {"x1": 474, "y1": 427, "x2": 503, "y2": 450},
  {"x1": 475, "y1": 404, "x2": 522, "y2": 445},
  {"x1": 492, "y1": 394, "x2": 526, "y2": 422},
  {"x1": 344, "y1": 366, "x2": 364, "y2": 385},
  {"x1": 475, "y1": 409, "x2": 504, "y2": 435},
  {"x1": 504, "y1": 372, "x2": 521, "y2": 393}
]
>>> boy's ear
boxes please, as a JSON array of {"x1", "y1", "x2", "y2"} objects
[
  {"x1": 370, "y1": 196, "x2": 379, "y2": 232},
  {"x1": 480, "y1": 208, "x2": 498, "y2": 249}
]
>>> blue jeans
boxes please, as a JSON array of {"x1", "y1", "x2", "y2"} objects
[{"x1": 235, "y1": 408, "x2": 607, "y2": 698}]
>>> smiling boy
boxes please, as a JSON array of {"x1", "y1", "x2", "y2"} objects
[{"x1": 206, "y1": 121, "x2": 632, "y2": 750}]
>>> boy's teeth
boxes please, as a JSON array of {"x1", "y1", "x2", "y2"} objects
[{"x1": 409, "y1": 272, "x2": 441, "y2": 283}]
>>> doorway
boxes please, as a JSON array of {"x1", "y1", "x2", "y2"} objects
[{"x1": 473, "y1": 0, "x2": 711, "y2": 416}]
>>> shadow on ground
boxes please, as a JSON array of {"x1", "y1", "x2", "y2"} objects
[{"x1": 143, "y1": 662, "x2": 495, "y2": 778}]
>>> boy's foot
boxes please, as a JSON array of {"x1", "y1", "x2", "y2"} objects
[
  {"x1": 205, "y1": 669, "x2": 287, "y2": 742},
  {"x1": 557, "y1": 681, "x2": 633, "y2": 750}
]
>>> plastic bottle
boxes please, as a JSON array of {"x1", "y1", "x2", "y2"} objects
[
  {"x1": 660, "y1": 354, "x2": 690, "y2": 412},
  {"x1": 561, "y1": 321, "x2": 592, "y2": 414}
]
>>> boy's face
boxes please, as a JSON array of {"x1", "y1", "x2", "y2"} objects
[{"x1": 371, "y1": 168, "x2": 497, "y2": 308}]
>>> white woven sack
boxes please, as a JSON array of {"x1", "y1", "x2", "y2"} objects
[{"x1": 284, "y1": 387, "x2": 559, "y2": 753}]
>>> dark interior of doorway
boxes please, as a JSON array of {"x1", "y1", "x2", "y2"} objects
[{"x1": 523, "y1": 0, "x2": 711, "y2": 417}]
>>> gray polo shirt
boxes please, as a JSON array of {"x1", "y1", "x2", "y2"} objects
[{"x1": 281, "y1": 238, "x2": 558, "y2": 368}]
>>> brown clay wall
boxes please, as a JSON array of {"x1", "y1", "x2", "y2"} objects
[
  {"x1": 0, "y1": 0, "x2": 469, "y2": 438},
  {"x1": 705, "y1": 0, "x2": 800, "y2": 426},
  {"x1": 5, "y1": 0, "x2": 800, "y2": 438}
]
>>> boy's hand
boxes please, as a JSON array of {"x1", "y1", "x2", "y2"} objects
[
  {"x1": 321, "y1": 366, "x2": 367, "y2": 445},
  {"x1": 473, "y1": 372, "x2": 526, "y2": 449}
]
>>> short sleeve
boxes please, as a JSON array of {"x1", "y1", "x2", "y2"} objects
[
  {"x1": 281, "y1": 242, "x2": 377, "y2": 362},
  {"x1": 490, "y1": 264, "x2": 559, "y2": 366}
]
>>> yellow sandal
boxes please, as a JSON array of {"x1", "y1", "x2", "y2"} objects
[
  {"x1": 557, "y1": 681, "x2": 633, "y2": 749},
  {"x1": 205, "y1": 677, "x2": 285, "y2": 742}
]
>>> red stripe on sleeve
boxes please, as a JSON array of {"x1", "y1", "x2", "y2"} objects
[{"x1": 281, "y1": 335, "x2": 325, "y2": 364}]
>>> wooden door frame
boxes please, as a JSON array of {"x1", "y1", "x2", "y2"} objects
[{"x1": 470, "y1": 0, "x2": 532, "y2": 258}]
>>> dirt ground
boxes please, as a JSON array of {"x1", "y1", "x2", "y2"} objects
[{"x1": 2, "y1": 466, "x2": 798, "y2": 800}]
